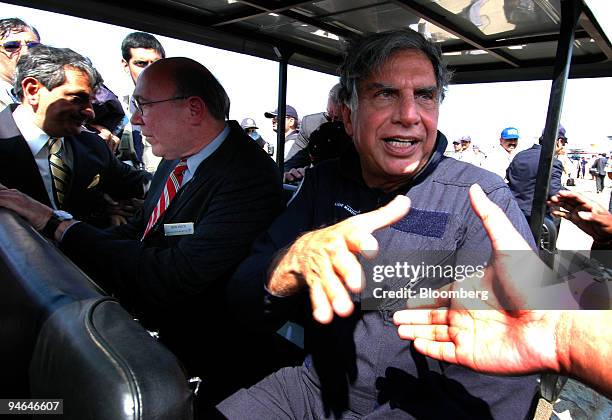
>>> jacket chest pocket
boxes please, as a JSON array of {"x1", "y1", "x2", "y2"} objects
[{"x1": 359, "y1": 213, "x2": 467, "y2": 312}]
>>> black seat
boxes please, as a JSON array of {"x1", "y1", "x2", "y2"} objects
[
  {"x1": 30, "y1": 297, "x2": 193, "y2": 419},
  {"x1": 0, "y1": 209, "x2": 193, "y2": 419}
]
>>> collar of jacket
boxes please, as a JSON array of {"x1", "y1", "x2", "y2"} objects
[{"x1": 338, "y1": 130, "x2": 449, "y2": 194}]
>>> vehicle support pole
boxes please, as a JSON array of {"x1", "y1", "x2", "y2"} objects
[
  {"x1": 531, "y1": 0, "x2": 582, "y2": 408},
  {"x1": 529, "y1": 0, "x2": 582, "y2": 247},
  {"x1": 274, "y1": 47, "x2": 292, "y2": 176}
]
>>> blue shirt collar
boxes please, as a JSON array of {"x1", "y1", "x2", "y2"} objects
[{"x1": 182, "y1": 123, "x2": 229, "y2": 185}]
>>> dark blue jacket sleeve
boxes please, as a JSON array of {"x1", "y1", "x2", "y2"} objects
[
  {"x1": 227, "y1": 173, "x2": 317, "y2": 332},
  {"x1": 550, "y1": 158, "x2": 563, "y2": 196}
]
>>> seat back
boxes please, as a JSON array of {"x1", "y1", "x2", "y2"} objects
[
  {"x1": 30, "y1": 298, "x2": 193, "y2": 419},
  {"x1": 0, "y1": 209, "x2": 193, "y2": 419}
]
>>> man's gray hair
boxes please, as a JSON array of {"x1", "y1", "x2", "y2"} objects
[
  {"x1": 0, "y1": 18, "x2": 39, "y2": 41},
  {"x1": 168, "y1": 57, "x2": 230, "y2": 121},
  {"x1": 328, "y1": 83, "x2": 342, "y2": 105},
  {"x1": 339, "y1": 29, "x2": 451, "y2": 111},
  {"x1": 14, "y1": 45, "x2": 101, "y2": 100}
]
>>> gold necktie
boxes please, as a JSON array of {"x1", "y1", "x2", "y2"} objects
[{"x1": 48, "y1": 137, "x2": 71, "y2": 209}]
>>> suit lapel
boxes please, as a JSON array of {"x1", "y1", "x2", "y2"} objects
[
  {"x1": 146, "y1": 123, "x2": 242, "y2": 232},
  {"x1": 159, "y1": 163, "x2": 207, "y2": 224},
  {"x1": 158, "y1": 125, "x2": 239, "y2": 225},
  {"x1": 143, "y1": 159, "x2": 176, "y2": 221},
  {"x1": 0, "y1": 106, "x2": 51, "y2": 206},
  {"x1": 61, "y1": 135, "x2": 78, "y2": 206}
]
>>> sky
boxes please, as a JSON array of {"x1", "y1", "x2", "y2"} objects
[{"x1": 1, "y1": 1, "x2": 611, "y2": 155}]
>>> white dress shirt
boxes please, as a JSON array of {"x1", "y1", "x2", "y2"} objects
[{"x1": 12, "y1": 105, "x2": 73, "y2": 209}]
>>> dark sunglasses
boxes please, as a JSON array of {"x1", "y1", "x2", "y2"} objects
[{"x1": 2, "y1": 40, "x2": 40, "y2": 53}]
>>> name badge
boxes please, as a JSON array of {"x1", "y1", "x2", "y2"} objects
[{"x1": 164, "y1": 222, "x2": 194, "y2": 236}]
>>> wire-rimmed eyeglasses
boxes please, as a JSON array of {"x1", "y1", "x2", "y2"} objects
[{"x1": 133, "y1": 96, "x2": 189, "y2": 116}]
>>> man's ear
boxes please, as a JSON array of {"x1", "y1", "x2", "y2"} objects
[
  {"x1": 187, "y1": 96, "x2": 205, "y2": 122},
  {"x1": 121, "y1": 58, "x2": 129, "y2": 74},
  {"x1": 21, "y1": 77, "x2": 42, "y2": 106},
  {"x1": 341, "y1": 103, "x2": 353, "y2": 137}
]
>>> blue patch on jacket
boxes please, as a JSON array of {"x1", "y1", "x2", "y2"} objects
[{"x1": 392, "y1": 208, "x2": 449, "y2": 238}]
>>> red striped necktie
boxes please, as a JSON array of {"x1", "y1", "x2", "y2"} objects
[{"x1": 142, "y1": 159, "x2": 188, "y2": 239}]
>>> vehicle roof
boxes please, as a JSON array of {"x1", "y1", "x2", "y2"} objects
[{"x1": 7, "y1": 0, "x2": 612, "y2": 84}]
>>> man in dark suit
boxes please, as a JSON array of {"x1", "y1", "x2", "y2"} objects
[
  {"x1": 0, "y1": 45, "x2": 148, "y2": 227},
  {"x1": 0, "y1": 57, "x2": 288, "y2": 404},
  {"x1": 507, "y1": 126, "x2": 566, "y2": 231}
]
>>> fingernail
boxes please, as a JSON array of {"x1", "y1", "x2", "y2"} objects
[
  {"x1": 333, "y1": 297, "x2": 353, "y2": 315},
  {"x1": 347, "y1": 272, "x2": 363, "y2": 292},
  {"x1": 313, "y1": 307, "x2": 331, "y2": 322},
  {"x1": 361, "y1": 236, "x2": 378, "y2": 258}
]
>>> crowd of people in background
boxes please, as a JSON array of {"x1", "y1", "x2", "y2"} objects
[
  {"x1": 451, "y1": 125, "x2": 611, "y2": 195},
  {"x1": 0, "y1": 16, "x2": 610, "y2": 419}
]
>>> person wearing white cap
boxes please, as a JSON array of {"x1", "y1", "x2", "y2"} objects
[
  {"x1": 454, "y1": 135, "x2": 485, "y2": 167},
  {"x1": 240, "y1": 117, "x2": 273, "y2": 155}
]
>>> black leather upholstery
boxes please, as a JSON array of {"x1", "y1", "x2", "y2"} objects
[
  {"x1": 0, "y1": 209, "x2": 193, "y2": 418},
  {"x1": 30, "y1": 298, "x2": 193, "y2": 419}
]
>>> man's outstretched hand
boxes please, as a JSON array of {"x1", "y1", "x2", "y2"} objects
[
  {"x1": 393, "y1": 184, "x2": 565, "y2": 375},
  {"x1": 548, "y1": 190, "x2": 612, "y2": 243},
  {"x1": 268, "y1": 195, "x2": 411, "y2": 324}
]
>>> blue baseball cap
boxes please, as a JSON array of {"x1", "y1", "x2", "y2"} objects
[
  {"x1": 501, "y1": 127, "x2": 519, "y2": 140},
  {"x1": 541, "y1": 124, "x2": 567, "y2": 139},
  {"x1": 264, "y1": 105, "x2": 298, "y2": 120}
]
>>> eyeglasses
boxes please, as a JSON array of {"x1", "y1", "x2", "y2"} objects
[
  {"x1": 2, "y1": 40, "x2": 40, "y2": 53},
  {"x1": 133, "y1": 96, "x2": 189, "y2": 116}
]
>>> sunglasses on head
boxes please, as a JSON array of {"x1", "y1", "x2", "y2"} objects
[{"x1": 2, "y1": 40, "x2": 40, "y2": 53}]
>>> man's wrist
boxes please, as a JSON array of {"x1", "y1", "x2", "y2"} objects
[
  {"x1": 554, "y1": 311, "x2": 573, "y2": 375},
  {"x1": 37, "y1": 209, "x2": 54, "y2": 231},
  {"x1": 54, "y1": 220, "x2": 78, "y2": 242},
  {"x1": 266, "y1": 248, "x2": 304, "y2": 297},
  {"x1": 41, "y1": 210, "x2": 73, "y2": 238},
  {"x1": 267, "y1": 268, "x2": 303, "y2": 297}
]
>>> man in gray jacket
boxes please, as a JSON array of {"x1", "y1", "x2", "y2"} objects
[
  {"x1": 219, "y1": 28, "x2": 538, "y2": 419},
  {"x1": 283, "y1": 84, "x2": 344, "y2": 181}
]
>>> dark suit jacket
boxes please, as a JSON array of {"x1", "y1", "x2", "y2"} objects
[
  {"x1": 60, "y1": 121, "x2": 286, "y2": 399},
  {"x1": 0, "y1": 105, "x2": 149, "y2": 225},
  {"x1": 507, "y1": 144, "x2": 563, "y2": 218},
  {"x1": 285, "y1": 112, "x2": 329, "y2": 171}
]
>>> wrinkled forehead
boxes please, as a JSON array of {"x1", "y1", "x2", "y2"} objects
[
  {"x1": 134, "y1": 63, "x2": 174, "y2": 96},
  {"x1": 58, "y1": 66, "x2": 95, "y2": 91},
  {"x1": 361, "y1": 49, "x2": 436, "y2": 82}
]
